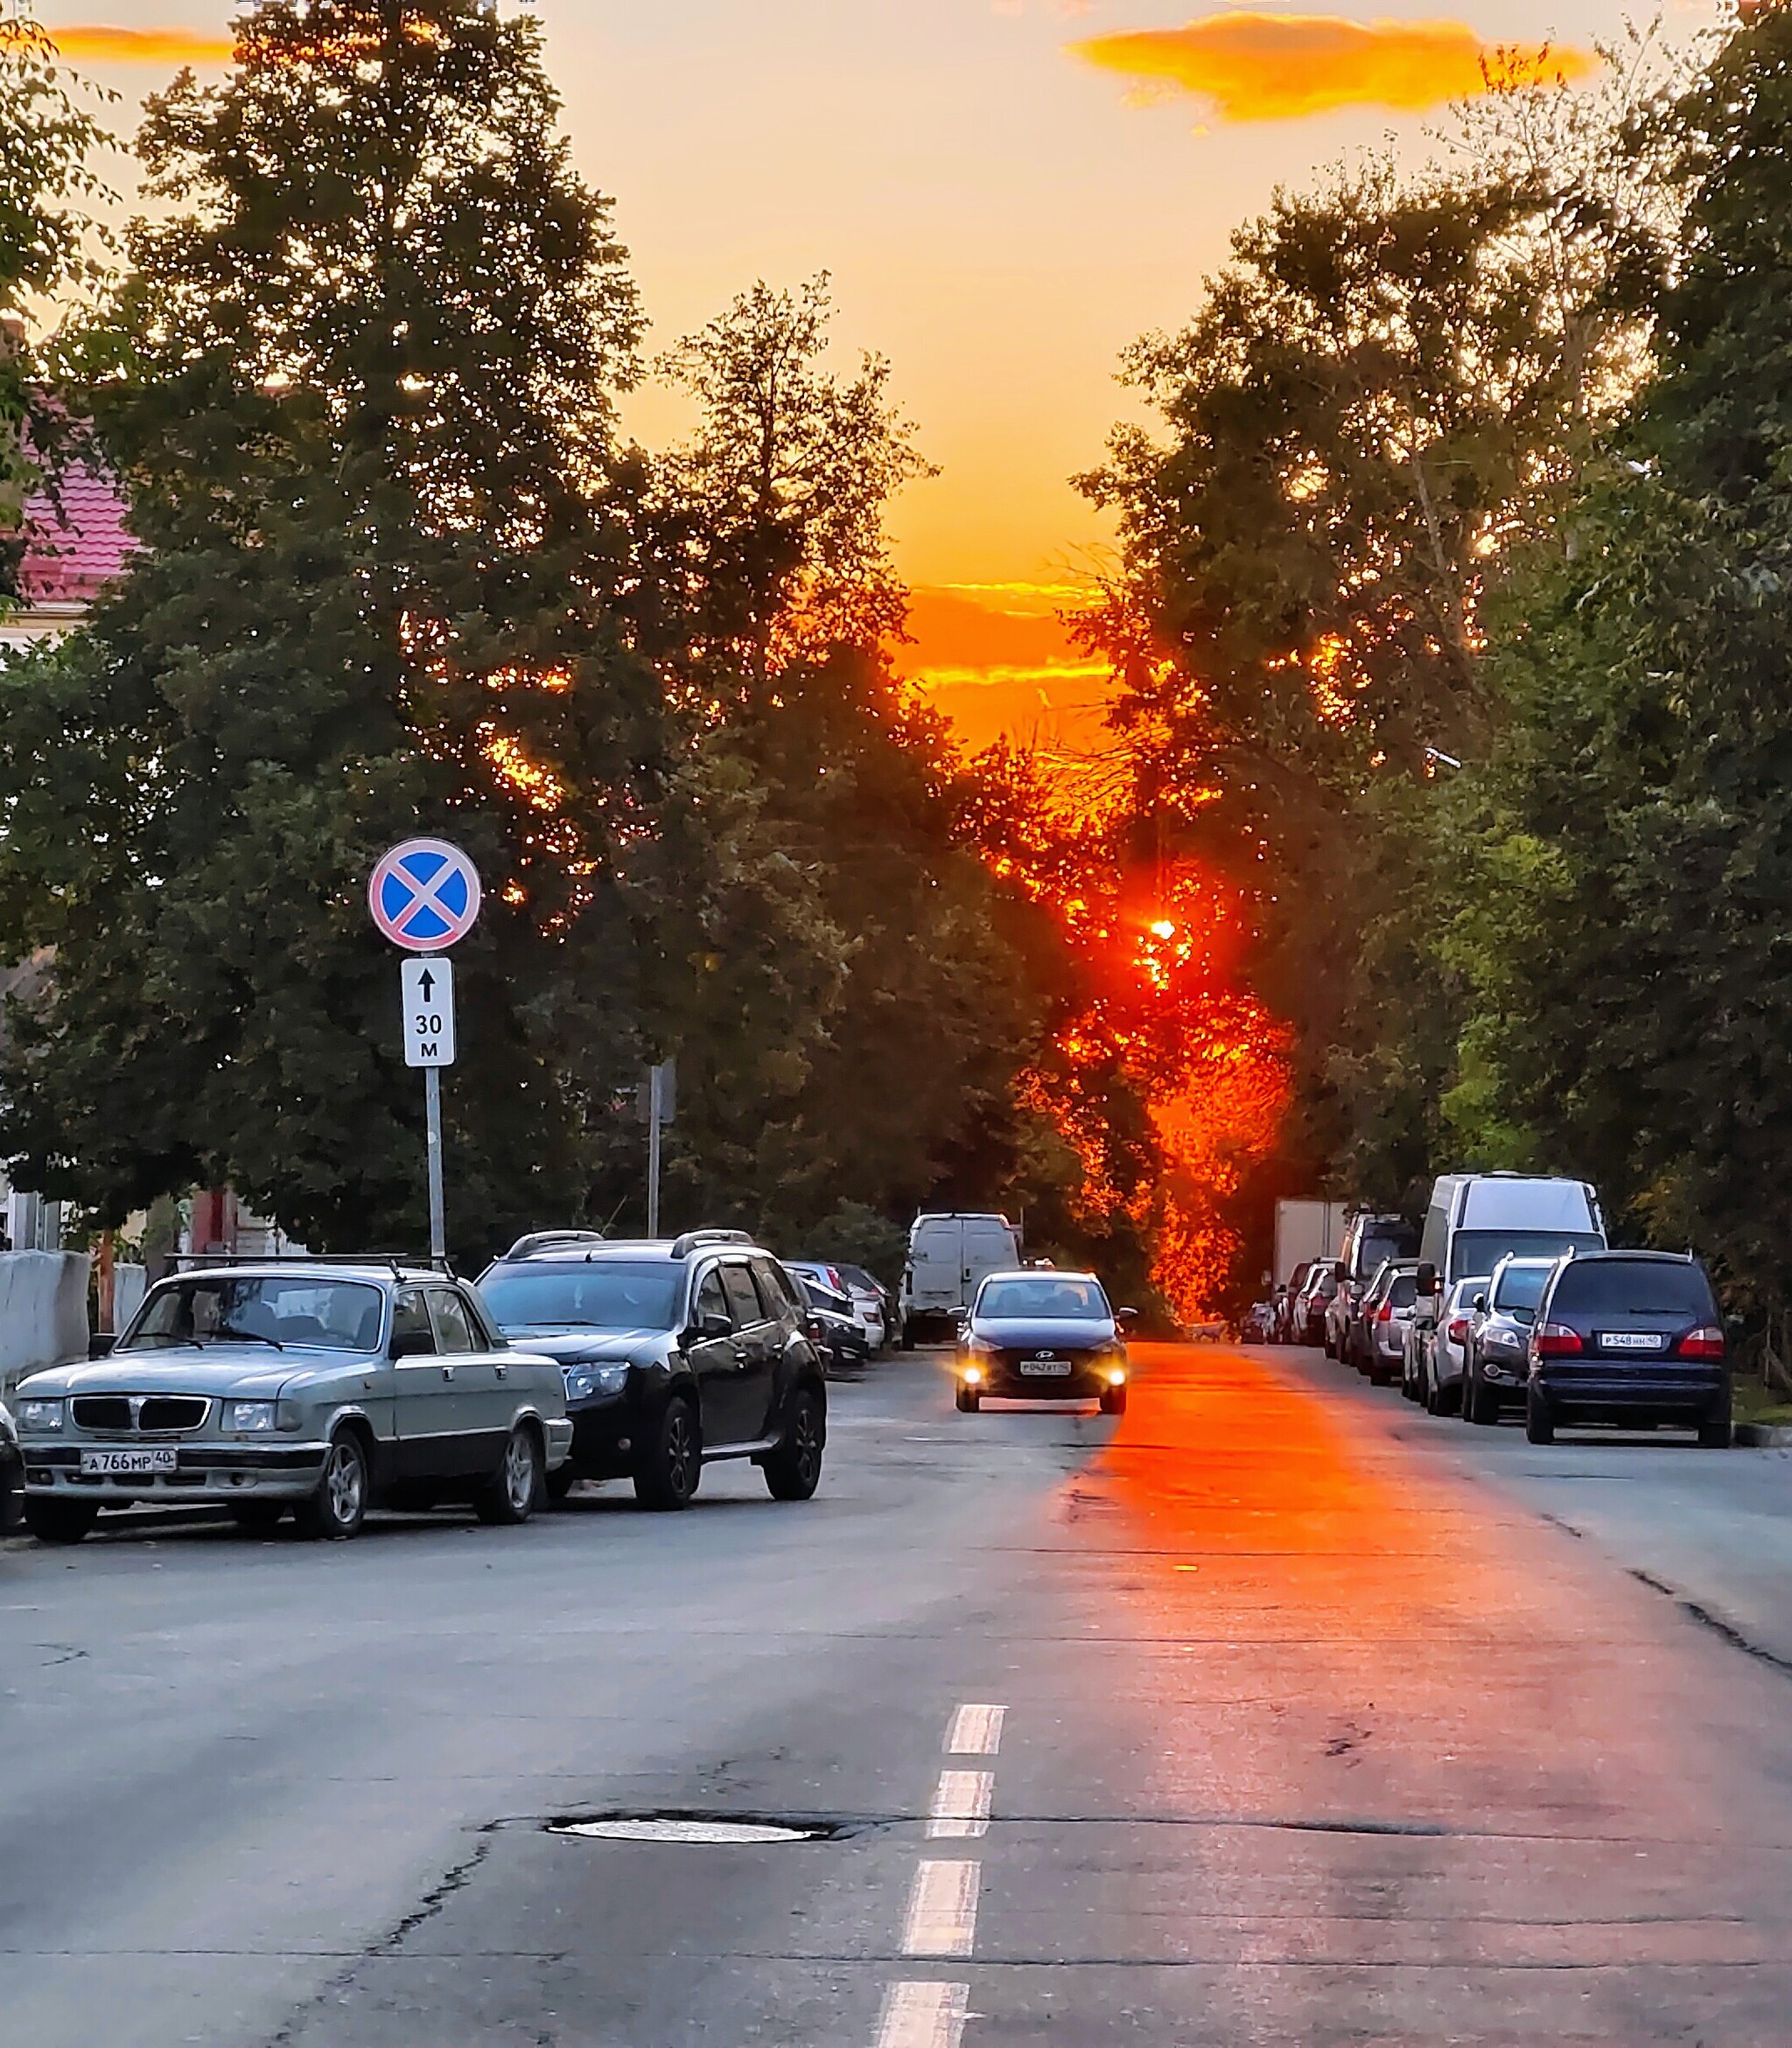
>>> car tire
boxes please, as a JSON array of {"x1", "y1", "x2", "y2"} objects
[
  {"x1": 956, "y1": 1385, "x2": 980, "y2": 1414},
  {"x1": 24, "y1": 1497, "x2": 99, "y2": 1546},
  {"x1": 1525, "y1": 1388, "x2": 1556, "y2": 1444},
  {"x1": 1698, "y1": 1416, "x2": 1732, "y2": 1450},
  {"x1": 229, "y1": 1501, "x2": 287, "y2": 1534},
  {"x1": 476, "y1": 1424, "x2": 542, "y2": 1527},
  {"x1": 545, "y1": 1463, "x2": 578, "y2": 1503},
  {"x1": 1466, "y1": 1372, "x2": 1500, "y2": 1426},
  {"x1": 634, "y1": 1394, "x2": 700, "y2": 1510},
  {"x1": 1100, "y1": 1384, "x2": 1128, "y2": 1416},
  {"x1": 294, "y1": 1430, "x2": 369, "y2": 1541},
  {"x1": 763, "y1": 1386, "x2": 825, "y2": 1501}
]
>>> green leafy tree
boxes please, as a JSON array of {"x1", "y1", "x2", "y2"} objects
[
  {"x1": 601, "y1": 280, "x2": 1057, "y2": 1247},
  {"x1": 1081, "y1": 53, "x2": 1678, "y2": 1208},
  {"x1": 0, "y1": 0, "x2": 663, "y2": 1256},
  {"x1": 0, "y1": 8, "x2": 112, "y2": 586},
  {"x1": 1450, "y1": 2, "x2": 1792, "y2": 1325}
]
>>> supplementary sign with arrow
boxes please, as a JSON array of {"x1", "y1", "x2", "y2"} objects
[{"x1": 401, "y1": 958, "x2": 457, "y2": 1068}]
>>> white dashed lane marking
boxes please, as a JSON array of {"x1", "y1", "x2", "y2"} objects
[
  {"x1": 944, "y1": 1703, "x2": 1004, "y2": 1757},
  {"x1": 902, "y1": 1858, "x2": 981, "y2": 1958},
  {"x1": 873, "y1": 1980, "x2": 970, "y2": 2048},
  {"x1": 928, "y1": 1769, "x2": 994, "y2": 1839}
]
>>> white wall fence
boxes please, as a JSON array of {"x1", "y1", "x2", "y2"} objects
[{"x1": 0, "y1": 1251, "x2": 91, "y2": 1400}]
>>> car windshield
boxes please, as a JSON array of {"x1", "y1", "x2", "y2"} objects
[
  {"x1": 123, "y1": 1277, "x2": 383, "y2": 1352},
  {"x1": 978, "y1": 1277, "x2": 1110, "y2": 1320},
  {"x1": 1550, "y1": 1261, "x2": 1716, "y2": 1318},
  {"x1": 1451, "y1": 1230, "x2": 1604, "y2": 1281},
  {"x1": 480, "y1": 1262, "x2": 682, "y2": 1332},
  {"x1": 1360, "y1": 1227, "x2": 1417, "y2": 1271},
  {"x1": 1494, "y1": 1264, "x2": 1552, "y2": 1315}
]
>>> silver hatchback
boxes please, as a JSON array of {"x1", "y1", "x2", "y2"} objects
[{"x1": 14, "y1": 1260, "x2": 571, "y2": 1543}]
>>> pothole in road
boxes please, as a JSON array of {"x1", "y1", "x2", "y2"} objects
[{"x1": 546, "y1": 1811, "x2": 844, "y2": 1845}]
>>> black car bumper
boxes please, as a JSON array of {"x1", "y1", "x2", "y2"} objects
[
  {"x1": 566, "y1": 1394, "x2": 642, "y2": 1478},
  {"x1": 1535, "y1": 1366, "x2": 1728, "y2": 1425}
]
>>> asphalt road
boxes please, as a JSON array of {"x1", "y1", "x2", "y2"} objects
[{"x1": 5, "y1": 1341, "x2": 1792, "y2": 2046}]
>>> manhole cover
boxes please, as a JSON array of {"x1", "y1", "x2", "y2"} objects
[{"x1": 548, "y1": 1813, "x2": 838, "y2": 1845}]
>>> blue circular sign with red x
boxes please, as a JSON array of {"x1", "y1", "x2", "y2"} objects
[{"x1": 369, "y1": 838, "x2": 483, "y2": 954}]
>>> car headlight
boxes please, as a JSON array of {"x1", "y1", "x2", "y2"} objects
[
  {"x1": 18, "y1": 1398, "x2": 62, "y2": 1432},
  {"x1": 226, "y1": 1400, "x2": 280, "y2": 1434},
  {"x1": 565, "y1": 1363, "x2": 630, "y2": 1401}
]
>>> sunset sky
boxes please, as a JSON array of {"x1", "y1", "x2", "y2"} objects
[{"x1": 41, "y1": 1, "x2": 1714, "y2": 753}]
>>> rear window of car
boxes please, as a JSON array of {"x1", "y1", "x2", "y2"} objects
[
  {"x1": 1360, "y1": 1226, "x2": 1418, "y2": 1271},
  {"x1": 1493, "y1": 1265, "x2": 1551, "y2": 1314},
  {"x1": 1388, "y1": 1276, "x2": 1417, "y2": 1308},
  {"x1": 1549, "y1": 1261, "x2": 1717, "y2": 1319}
]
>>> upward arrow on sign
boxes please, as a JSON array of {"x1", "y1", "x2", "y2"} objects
[{"x1": 417, "y1": 968, "x2": 437, "y2": 1002}]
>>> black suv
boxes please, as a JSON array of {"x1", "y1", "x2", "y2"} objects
[{"x1": 475, "y1": 1230, "x2": 827, "y2": 1509}]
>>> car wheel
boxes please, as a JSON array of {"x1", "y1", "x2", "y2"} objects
[
  {"x1": 294, "y1": 1430, "x2": 369, "y2": 1541},
  {"x1": 956, "y1": 1384, "x2": 980, "y2": 1413},
  {"x1": 229, "y1": 1501, "x2": 287, "y2": 1534},
  {"x1": 477, "y1": 1424, "x2": 542, "y2": 1526},
  {"x1": 1524, "y1": 1387, "x2": 1556, "y2": 1444},
  {"x1": 1698, "y1": 1416, "x2": 1732, "y2": 1450},
  {"x1": 545, "y1": 1463, "x2": 578, "y2": 1503},
  {"x1": 1423, "y1": 1364, "x2": 1444, "y2": 1416},
  {"x1": 1100, "y1": 1384, "x2": 1128, "y2": 1417},
  {"x1": 634, "y1": 1394, "x2": 700, "y2": 1510},
  {"x1": 763, "y1": 1386, "x2": 825, "y2": 1501},
  {"x1": 1466, "y1": 1371, "x2": 1500, "y2": 1426},
  {"x1": 24, "y1": 1497, "x2": 99, "y2": 1546}
]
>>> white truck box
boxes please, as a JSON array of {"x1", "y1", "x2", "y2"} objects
[{"x1": 1274, "y1": 1199, "x2": 1348, "y2": 1286}]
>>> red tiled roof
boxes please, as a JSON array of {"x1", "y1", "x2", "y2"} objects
[{"x1": 18, "y1": 462, "x2": 135, "y2": 607}]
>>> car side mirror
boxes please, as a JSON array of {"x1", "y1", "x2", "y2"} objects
[
  {"x1": 1472, "y1": 1294, "x2": 1488, "y2": 1314},
  {"x1": 1116, "y1": 1307, "x2": 1138, "y2": 1325},
  {"x1": 389, "y1": 1329, "x2": 435, "y2": 1360},
  {"x1": 696, "y1": 1309, "x2": 732, "y2": 1341},
  {"x1": 1416, "y1": 1262, "x2": 1438, "y2": 1295},
  {"x1": 88, "y1": 1332, "x2": 116, "y2": 1360}
]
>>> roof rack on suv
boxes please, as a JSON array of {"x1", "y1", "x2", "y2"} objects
[
  {"x1": 505, "y1": 1230, "x2": 607, "y2": 1260},
  {"x1": 669, "y1": 1228, "x2": 755, "y2": 1258},
  {"x1": 165, "y1": 1251, "x2": 456, "y2": 1277}
]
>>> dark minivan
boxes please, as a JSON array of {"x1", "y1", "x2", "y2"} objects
[{"x1": 1526, "y1": 1251, "x2": 1730, "y2": 1447}]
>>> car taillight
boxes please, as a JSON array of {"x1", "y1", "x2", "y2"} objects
[
  {"x1": 1446, "y1": 1317, "x2": 1469, "y2": 1343},
  {"x1": 1678, "y1": 1325, "x2": 1726, "y2": 1360},
  {"x1": 1377, "y1": 1301, "x2": 1393, "y2": 1323},
  {"x1": 1534, "y1": 1322, "x2": 1583, "y2": 1358}
]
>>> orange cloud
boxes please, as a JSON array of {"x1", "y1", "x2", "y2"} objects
[
  {"x1": 42, "y1": 24, "x2": 234, "y2": 65},
  {"x1": 1074, "y1": 14, "x2": 1597, "y2": 123},
  {"x1": 900, "y1": 584, "x2": 1118, "y2": 758}
]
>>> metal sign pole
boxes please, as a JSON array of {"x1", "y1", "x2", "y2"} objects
[
  {"x1": 647, "y1": 1060, "x2": 663, "y2": 1239},
  {"x1": 425, "y1": 1063, "x2": 446, "y2": 1262}
]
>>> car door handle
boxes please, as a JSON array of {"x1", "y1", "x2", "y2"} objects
[
  {"x1": 732, "y1": 1346, "x2": 750, "y2": 1363},
  {"x1": 494, "y1": 1362, "x2": 508, "y2": 1380},
  {"x1": 441, "y1": 1364, "x2": 455, "y2": 1380}
]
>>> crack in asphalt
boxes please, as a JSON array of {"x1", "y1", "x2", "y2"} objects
[
  {"x1": 262, "y1": 1832, "x2": 495, "y2": 2048},
  {"x1": 1628, "y1": 1569, "x2": 1792, "y2": 1680}
]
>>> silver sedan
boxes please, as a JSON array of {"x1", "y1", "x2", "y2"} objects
[{"x1": 14, "y1": 1261, "x2": 571, "y2": 1543}]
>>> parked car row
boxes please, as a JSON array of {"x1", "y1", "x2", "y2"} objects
[
  {"x1": 1270, "y1": 1173, "x2": 1733, "y2": 1445},
  {"x1": 8, "y1": 1227, "x2": 833, "y2": 1545}
]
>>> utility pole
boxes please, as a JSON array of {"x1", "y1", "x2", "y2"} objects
[{"x1": 647, "y1": 1059, "x2": 664, "y2": 1239}]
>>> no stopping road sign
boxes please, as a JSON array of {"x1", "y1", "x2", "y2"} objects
[{"x1": 369, "y1": 838, "x2": 482, "y2": 953}]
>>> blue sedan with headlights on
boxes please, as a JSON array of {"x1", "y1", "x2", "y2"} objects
[{"x1": 953, "y1": 1269, "x2": 1134, "y2": 1415}]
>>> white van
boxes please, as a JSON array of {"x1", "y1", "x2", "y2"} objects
[
  {"x1": 900, "y1": 1213, "x2": 1023, "y2": 1344},
  {"x1": 1416, "y1": 1173, "x2": 1606, "y2": 1308}
]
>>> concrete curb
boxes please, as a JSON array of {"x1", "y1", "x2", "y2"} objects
[{"x1": 1734, "y1": 1423, "x2": 1792, "y2": 1448}]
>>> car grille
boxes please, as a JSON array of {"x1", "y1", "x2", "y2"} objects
[{"x1": 72, "y1": 1394, "x2": 211, "y2": 1435}]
